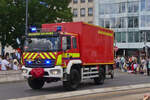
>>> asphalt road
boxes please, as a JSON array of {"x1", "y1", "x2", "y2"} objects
[{"x1": 1, "y1": 70, "x2": 150, "y2": 100}]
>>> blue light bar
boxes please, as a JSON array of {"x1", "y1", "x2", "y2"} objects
[
  {"x1": 29, "y1": 26, "x2": 37, "y2": 33},
  {"x1": 56, "y1": 26, "x2": 62, "y2": 32},
  {"x1": 45, "y1": 60, "x2": 51, "y2": 64},
  {"x1": 27, "y1": 61, "x2": 32, "y2": 64}
]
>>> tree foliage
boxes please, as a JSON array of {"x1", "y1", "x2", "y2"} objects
[{"x1": 0, "y1": 0, "x2": 72, "y2": 50}]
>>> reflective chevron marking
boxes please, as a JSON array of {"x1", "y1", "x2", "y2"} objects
[
  {"x1": 24, "y1": 53, "x2": 30, "y2": 59},
  {"x1": 49, "y1": 52, "x2": 56, "y2": 59},
  {"x1": 23, "y1": 52, "x2": 57, "y2": 59},
  {"x1": 28, "y1": 53, "x2": 34, "y2": 59},
  {"x1": 40, "y1": 53, "x2": 45, "y2": 59},
  {"x1": 32, "y1": 53, "x2": 38, "y2": 59},
  {"x1": 43, "y1": 53, "x2": 51, "y2": 59}
]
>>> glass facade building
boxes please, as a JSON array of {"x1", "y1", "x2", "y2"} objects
[{"x1": 94, "y1": 0, "x2": 150, "y2": 56}]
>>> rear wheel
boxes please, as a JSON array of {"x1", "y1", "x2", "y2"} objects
[
  {"x1": 94, "y1": 67, "x2": 105, "y2": 85},
  {"x1": 63, "y1": 69, "x2": 81, "y2": 91},
  {"x1": 28, "y1": 78, "x2": 45, "y2": 89}
]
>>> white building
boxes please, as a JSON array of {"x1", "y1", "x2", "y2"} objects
[{"x1": 69, "y1": 0, "x2": 94, "y2": 24}]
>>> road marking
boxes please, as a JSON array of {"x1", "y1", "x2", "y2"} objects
[{"x1": 9, "y1": 83, "x2": 150, "y2": 100}]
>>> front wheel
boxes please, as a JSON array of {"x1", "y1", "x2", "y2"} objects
[
  {"x1": 63, "y1": 69, "x2": 81, "y2": 91},
  {"x1": 28, "y1": 78, "x2": 45, "y2": 90}
]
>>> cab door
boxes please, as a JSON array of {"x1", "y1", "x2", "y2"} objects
[{"x1": 62, "y1": 35, "x2": 79, "y2": 59}]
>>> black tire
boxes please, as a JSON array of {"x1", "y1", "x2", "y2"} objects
[
  {"x1": 28, "y1": 78, "x2": 45, "y2": 90},
  {"x1": 94, "y1": 67, "x2": 105, "y2": 85},
  {"x1": 63, "y1": 69, "x2": 81, "y2": 91},
  {"x1": 110, "y1": 71, "x2": 114, "y2": 79}
]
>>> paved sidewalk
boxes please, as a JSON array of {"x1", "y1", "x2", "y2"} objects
[{"x1": 0, "y1": 70, "x2": 25, "y2": 83}]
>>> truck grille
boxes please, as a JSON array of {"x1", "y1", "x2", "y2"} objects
[{"x1": 25, "y1": 59, "x2": 55, "y2": 68}]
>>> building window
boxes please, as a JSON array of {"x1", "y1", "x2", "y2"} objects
[
  {"x1": 127, "y1": 31, "x2": 140, "y2": 43},
  {"x1": 128, "y1": 17, "x2": 138, "y2": 28},
  {"x1": 140, "y1": 32, "x2": 145, "y2": 42},
  {"x1": 88, "y1": 21, "x2": 93, "y2": 24},
  {"x1": 141, "y1": 0, "x2": 150, "y2": 11},
  {"x1": 115, "y1": 32, "x2": 121, "y2": 42},
  {"x1": 128, "y1": 2, "x2": 139, "y2": 13},
  {"x1": 128, "y1": 32, "x2": 134, "y2": 43},
  {"x1": 147, "y1": 32, "x2": 150, "y2": 42},
  {"x1": 120, "y1": 17, "x2": 127, "y2": 28},
  {"x1": 105, "y1": 18, "x2": 110, "y2": 28},
  {"x1": 88, "y1": 8, "x2": 93, "y2": 16},
  {"x1": 121, "y1": 32, "x2": 126, "y2": 43},
  {"x1": 99, "y1": 18, "x2": 104, "y2": 27},
  {"x1": 80, "y1": 8, "x2": 85, "y2": 16},
  {"x1": 88, "y1": 0, "x2": 93, "y2": 2},
  {"x1": 111, "y1": 3, "x2": 119, "y2": 14},
  {"x1": 115, "y1": 32, "x2": 127, "y2": 43},
  {"x1": 73, "y1": 0, "x2": 78, "y2": 3},
  {"x1": 73, "y1": 8, "x2": 78, "y2": 17},
  {"x1": 99, "y1": 4, "x2": 105, "y2": 14},
  {"x1": 116, "y1": 18, "x2": 121, "y2": 28},
  {"x1": 110, "y1": 18, "x2": 116, "y2": 28},
  {"x1": 81, "y1": 0, "x2": 85, "y2": 3},
  {"x1": 141, "y1": 15, "x2": 150, "y2": 27},
  {"x1": 141, "y1": 0, "x2": 146, "y2": 11},
  {"x1": 119, "y1": 2, "x2": 126, "y2": 13},
  {"x1": 134, "y1": 31, "x2": 139, "y2": 42}
]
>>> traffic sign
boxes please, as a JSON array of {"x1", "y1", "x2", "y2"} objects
[{"x1": 114, "y1": 46, "x2": 118, "y2": 52}]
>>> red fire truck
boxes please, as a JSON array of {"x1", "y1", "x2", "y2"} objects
[{"x1": 22, "y1": 22, "x2": 114, "y2": 90}]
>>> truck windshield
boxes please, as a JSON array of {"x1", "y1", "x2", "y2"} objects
[{"x1": 24, "y1": 37, "x2": 61, "y2": 52}]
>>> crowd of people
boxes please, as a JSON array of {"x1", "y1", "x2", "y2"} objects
[
  {"x1": 0, "y1": 50, "x2": 21, "y2": 71},
  {"x1": 115, "y1": 55, "x2": 150, "y2": 75}
]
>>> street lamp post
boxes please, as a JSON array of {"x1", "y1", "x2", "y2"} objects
[{"x1": 25, "y1": 0, "x2": 28, "y2": 36}]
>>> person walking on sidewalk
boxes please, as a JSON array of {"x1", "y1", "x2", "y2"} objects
[
  {"x1": 1, "y1": 56, "x2": 11, "y2": 71},
  {"x1": 141, "y1": 57, "x2": 147, "y2": 75},
  {"x1": 120, "y1": 56, "x2": 125, "y2": 72},
  {"x1": 147, "y1": 56, "x2": 150, "y2": 76}
]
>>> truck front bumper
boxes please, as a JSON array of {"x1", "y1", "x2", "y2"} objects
[{"x1": 22, "y1": 66, "x2": 63, "y2": 79}]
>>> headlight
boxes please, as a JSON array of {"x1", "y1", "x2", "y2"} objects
[{"x1": 50, "y1": 69, "x2": 61, "y2": 75}]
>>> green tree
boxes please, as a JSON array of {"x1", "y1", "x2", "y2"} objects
[{"x1": 0, "y1": 0, "x2": 72, "y2": 55}]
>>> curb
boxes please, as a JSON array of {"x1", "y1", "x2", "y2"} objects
[
  {"x1": 8, "y1": 83, "x2": 150, "y2": 100},
  {"x1": 0, "y1": 70, "x2": 25, "y2": 83}
]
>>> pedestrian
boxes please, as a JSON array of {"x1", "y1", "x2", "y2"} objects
[
  {"x1": 133, "y1": 62, "x2": 138, "y2": 73},
  {"x1": 116, "y1": 56, "x2": 121, "y2": 69},
  {"x1": 13, "y1": 50, "x2": 21, "y2": 63},
  {"x1": 120, "y1": 56, "x2": 125, "y2": 72},
  {"x1": 5, "y1": 52, "x2": 10, "y2": 60},
  {"x1": 0, "y1": 55, "x2": 2, "y2": 70},
  {"x1": 1, "y1": 56, "x2": 11, "y2": 71},
  {"x1": 13, "y1": 61, "x2": 18, "y2": 70},
  {"x1": 0, "y1": 55, "x2": 2, "y2": 64},
  {"x1": 141, "y1": 57, "x2": 147, "y2": 75},
  {"x1": 147, "y1": 56, "x2": 150, "y2": 76},
  {"x1": 128, "y1": 56, "x2": 132, "y2": 70}
]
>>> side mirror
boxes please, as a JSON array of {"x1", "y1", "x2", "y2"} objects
[{"x1": 16, "y1": 38, "x2": 21, "y2": 45}]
